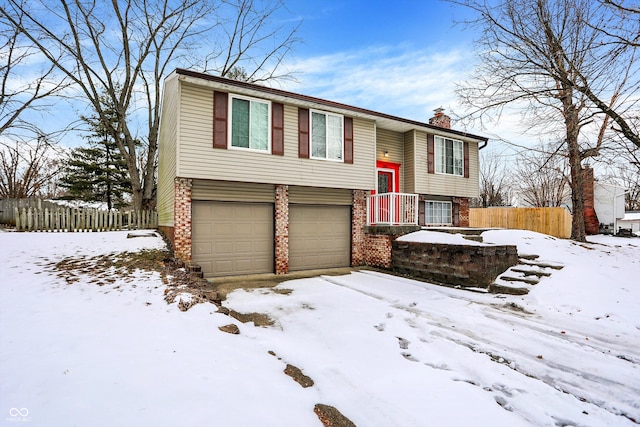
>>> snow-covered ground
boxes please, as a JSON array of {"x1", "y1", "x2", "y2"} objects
[{"x1": 1, "y1": 229, "x2": 638, "y2": 426}]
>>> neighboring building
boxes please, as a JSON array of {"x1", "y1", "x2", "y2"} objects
[
  {"x1": 157, "y1": 69, "x2": 488, "y2": 277},
  {"x1": 593, "y1": 179, "x2": 626, "y2": 234},
  {"x1": 618, "y1": 212, "x2": 640, "y2": 235},
  {"x1": 512, "y1": 166, "x2": 627, "y2": 235}
]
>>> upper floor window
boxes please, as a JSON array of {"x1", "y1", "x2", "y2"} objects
[
  {"x1": 230, "y1": 95, "x2": 270, "y2": 151},
  {"x1": 311, "y1": 110, "x2": 343, "y2": 161},
  {"x1": 435, "y1": 136, "x2": 463, "y2": 176}
]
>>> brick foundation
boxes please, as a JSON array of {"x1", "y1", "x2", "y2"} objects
[
  {"x1": 174, "y1": 178, "x2": 193, "y2": 263},
  {"x1": 275, "y1": 184, "x2": 289, "y2": 274},
  {"x1": 364, "y1": 234, "x2": 394, "y2": 268},
  {"x1": 453, "y1": 197, "x2": 470, "y2": 227},
  {"x1": 351, "y1": 190, "x2": 368, "y2": 266}
]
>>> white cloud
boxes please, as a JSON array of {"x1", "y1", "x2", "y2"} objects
[{"x1": 281, "y1": 45, "x2": 473, "y2": 124}]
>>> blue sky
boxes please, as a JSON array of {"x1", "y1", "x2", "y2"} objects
[
  {"x1": 13, "y1": 0, "x2": 517, "y2": 151},
  {"x1": 272, "y1": 0, "x2": 520, "y2": 152}
]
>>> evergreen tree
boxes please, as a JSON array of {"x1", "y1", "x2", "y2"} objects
[{"x1": 59, "y1": 94, "x2": 131, "y2": 210}]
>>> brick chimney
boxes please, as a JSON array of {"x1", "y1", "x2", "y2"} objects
[
  {"x1": 583, "y1": 166, "x2": 600, "y2": 235},
  {"x1": 429, "y1": 107, "x2": 451, "y2": 129}
]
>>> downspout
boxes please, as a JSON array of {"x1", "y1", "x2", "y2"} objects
[{"x1": 479, "y1": 139, "x2": 488, "y2": 150}]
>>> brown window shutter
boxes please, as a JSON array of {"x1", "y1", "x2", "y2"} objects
[
  {"x1": 427, "y1": 134, "x2": 435, "y2": 174},
  {"x1": 463, "y1": 141, "x2": 470, "y2": 178},
  {"x1": 213, "y1": 91, "x2": 228, "y2": 149},
  {"x1": 298, "y1": 108, "x2": 309, "y2": 158},
  {"x1": 453, "y1": 202, "x2": 460, "y2": 226},
  {"x1": 344, "y1": 116, "x2": 354, "y2": 164},
  {"x1": 272, "y1": 102, "x2": 284, "y2": 155}
]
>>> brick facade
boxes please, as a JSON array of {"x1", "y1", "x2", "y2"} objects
[
  {"x1": 583, "y1": 167, "x2": 600, "y2": 235},
  {"x1": 275, "y1": 184, "x2": 289, "y2": 274},
  {"x1": 174, "y1": 177, "x2": 193, "y2": 262},
  {"x1": 364, "y1": 234, "x2": 394, "y2": 269},
  {"x1": 351, "y1": 190, "x2": 368, "y2": 266},
  {"x1": 453, "y1": 197, "x2": 470, "y2": 227}
]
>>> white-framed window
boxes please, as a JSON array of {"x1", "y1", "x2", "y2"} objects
[
  {"x1": 310, "y1": 110, "x2": 343, "y2": 161},
  {"x1": 435, "y1": 136, "x2": 463, "y2": 176},
  {"x1": 229, "y1": 94, "x2": 270, "y2": 152},
  {"x1": 425, "y1": 201, "x2": 452, "y2": 225}
]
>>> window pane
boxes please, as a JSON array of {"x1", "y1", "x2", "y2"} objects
[
  {"x1": 327, "y1": 115, "x2": 343, "y2": 160},
  {"x1": 250, "y1": 101, "x2": 268, "y2": 150},
  {"x1": 436, "y1": 137, "x2": 445, "y2": 173},
  {"x1": 231, "y1": 98, "x2": 250, "y2": 148},
  {"x1": 446, "y1": 139, "x2": 454, "y2": 174},
  {"x1": 311, "y1": 112, "x2": 326, "y2": 158},
  {"x1": 454, "y1": 140, "x2": 463, "y2": 175}
]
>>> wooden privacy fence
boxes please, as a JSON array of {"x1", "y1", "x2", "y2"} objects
[
  {"x1": 469, "y1": 207, "x2": 572, "y2": 239},
  {"x1": 13, "y1": 207, "x2": 158, "y2": 232}
]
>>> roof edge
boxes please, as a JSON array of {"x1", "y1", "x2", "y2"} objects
[{"x1": 174, "y1": 68, "x2": 489, "y2": 142}]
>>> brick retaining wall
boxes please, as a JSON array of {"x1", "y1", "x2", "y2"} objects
[{"x1": 392, "y1": 241, "x2": 518, "y2": 288}]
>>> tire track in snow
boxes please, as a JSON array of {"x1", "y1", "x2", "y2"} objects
[{"x1": 319, "y1": 273, "x2": 640, "y2": 423}]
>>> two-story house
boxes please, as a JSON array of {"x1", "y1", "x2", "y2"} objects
[{"x1": 157, "y1": 69, "x2": 488, "y2": 277}]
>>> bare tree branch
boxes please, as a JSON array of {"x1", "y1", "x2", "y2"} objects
[{"x1": 0, "y1": 0, "x2": 301, "y2": 209}]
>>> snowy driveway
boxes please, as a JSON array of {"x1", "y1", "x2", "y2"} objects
[{"x1": 1, "y1": 230, "x2": 639, "y2": 426}]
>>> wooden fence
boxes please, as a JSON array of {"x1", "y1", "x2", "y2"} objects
[
  {"x1": 469, "y1": 207, "x2": 572, "y2": 239},
  {"x1": 0, "y1": 198, "x2": 63, "y2": 225},
  {"x1": 13, "y1": 207, "x2": 158, "y2": 232}
]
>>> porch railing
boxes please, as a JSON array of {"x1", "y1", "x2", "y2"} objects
[{"x1": 367, "y1": 193, "x2": 419, "y2": 226}]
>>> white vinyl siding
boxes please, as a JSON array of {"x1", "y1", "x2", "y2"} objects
[
  {"x1": 176, "y1": 82, "x2": 375, "y2": 190},
  {"x1": 229, "y1": 95, "x2": 270, "y2": 152},
  {"x1": 435, "y1": 136, "x2": 463, "y2": 176},
  {"x1": 311, "y1": 110, "x2": 343, "y2": 161},
  {"x1": 426, "y1": 201, "x2": 452, "y2": 225}
]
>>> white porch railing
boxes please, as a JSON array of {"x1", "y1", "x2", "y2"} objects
[{"x1": 367, "y1": 193, "x2": 419, "y2": 226}]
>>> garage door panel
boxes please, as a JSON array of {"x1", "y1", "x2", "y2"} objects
[
  {"x1": 289, "y1": 205, "x2": 350, "y2": 271},
  {"x1": 193, "y1": 201, "x2": 274, "y2": 277}
]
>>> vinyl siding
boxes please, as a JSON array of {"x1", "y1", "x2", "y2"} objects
[
  {"x1": 192, "y1": 179, "x2": 275, "y2": 202},
  {"x1": 157, "y1": 74, "x2": 179, "y2": 226},
  {"x1": 403, "y1": 130, "x2": 416, "y2": 194},
  {"x1": 415, "y1": 131, "x2": 480, "y2": 198},
  {"x1": 289, "y1": 186, "x2": 352, "y2": 205},
  {"x1": 376, "y1": 128, "x2": 404, "y2": 193},
  {"x1": 177, "y1": 82, "x2": 376, "y2": 190}
]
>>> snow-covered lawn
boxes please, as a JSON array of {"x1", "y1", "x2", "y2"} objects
[{"x1": 1, "y1": 229, "x2": 638, "y2": 426}]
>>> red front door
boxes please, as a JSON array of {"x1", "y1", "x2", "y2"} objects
[{"x1": 373, "y1": 160, "x2": 401, "y2": 224}]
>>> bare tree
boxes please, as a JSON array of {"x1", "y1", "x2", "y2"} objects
[
  {"x1": 474, "y1": 150, "x2": 511, "y2": 207},
  {"x1": 0, "y1": 0, "x2": 300, "y2": 210},
  {"x1": 0, "y1": 3, "x2": 68, "y2": 141},
  {"x1": 0, "y1": 137, "x2": 63, "y2": 198},
  {"x1": 512, "y1": 144, "x2": 570, "y2": 208},
  {"x1": 452, "y1": 0, "x2": 637, "y2": 241}
]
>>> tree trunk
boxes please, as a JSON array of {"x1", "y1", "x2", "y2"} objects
[{"x1": 562, "y1": 89, "x2": 587, "y2": 242}]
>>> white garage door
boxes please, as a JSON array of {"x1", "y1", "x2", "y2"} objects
[
  {"x1": 192, "y1": 201, "x2": 273, "y2": 277},
  {"x1": 289, "y1": 205, "x2": 351, "y2": 271}
]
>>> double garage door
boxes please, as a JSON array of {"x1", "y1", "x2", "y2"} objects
[{"x1": 192, "y1": 194, "x2": 351, "y2": 277}]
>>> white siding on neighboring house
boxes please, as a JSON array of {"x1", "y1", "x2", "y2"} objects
[
  {"x1": 618, "y1": 212, "x2": 640, "y2": 234},
  {"x1": 414, "y1": 131, "x2": 480, "y2": 198},
  {"x1": 176, "y1": 82, "x2": 376, "y2": 190},
  {"x1": 594, "y1": 182, "x2": 626, "y2": 229},
  {"x1": 157, "y1": 74, "x2": 179, "y2": 227}
]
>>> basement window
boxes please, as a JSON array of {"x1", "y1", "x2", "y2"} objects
[{"x1": 425, "y1": 201, "x2": 452, "y2": 226}]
